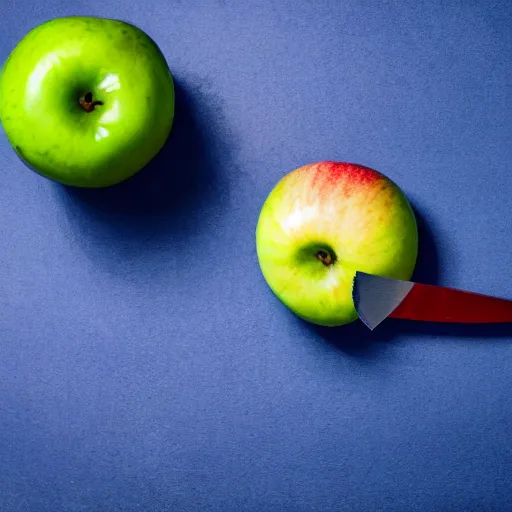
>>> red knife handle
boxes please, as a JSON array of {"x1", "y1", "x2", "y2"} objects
[{"x1": 389, "y1": 283, "x2": 512, "y2": 323}]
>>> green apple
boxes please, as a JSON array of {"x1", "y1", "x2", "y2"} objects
[
  {"x1": 256, "y1": 161, "x2": 418, "y2": 327},
  {"x1": 0, "y1": 16, "x2": 174, "y2": 187}
]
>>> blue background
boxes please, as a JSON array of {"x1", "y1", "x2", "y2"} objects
[{"x1": 1, "y1": 1, "x2": 511, "y2": 510}]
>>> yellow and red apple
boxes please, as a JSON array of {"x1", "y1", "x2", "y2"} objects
[{"x1": 256, "y1": 161, "x2": 418, "y2": 326}]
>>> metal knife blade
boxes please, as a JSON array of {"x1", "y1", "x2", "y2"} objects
[{"x1": 352, "y1": 271, "x2": 512, "y2": 330}]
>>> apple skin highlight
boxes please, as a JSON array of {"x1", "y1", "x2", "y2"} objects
[{"x1": 256, "y1": 161, "x2": 418, "y2": 327}]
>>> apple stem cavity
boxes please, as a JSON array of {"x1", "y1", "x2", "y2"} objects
[
  {"x1": 79, "y1": 92, "x2": 103, "y2": 113},
  {"x1": 315, "y1": 249, "x2": 335, "y2": 266}
]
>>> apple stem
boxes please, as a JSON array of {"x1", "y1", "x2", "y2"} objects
[
  {"x1": 79, "y1": 92, "x2": 103, "y2": 113},
  {"x1": 316, "y1": 250, "x2": 334, "y2": 266}
]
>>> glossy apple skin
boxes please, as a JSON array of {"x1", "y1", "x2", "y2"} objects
[
  {"x1": 256, "y1": 161, "x2": 418, "y2": 327},
  {"x1": 0, "y1": 16, "x2": 174, "y2": 187}
]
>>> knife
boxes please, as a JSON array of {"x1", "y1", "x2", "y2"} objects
[{"x1": 352, "y1": 271, "x2": 512, "y2": 331}]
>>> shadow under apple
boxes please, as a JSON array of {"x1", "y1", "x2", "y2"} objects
[
  {"x1": 410, "y1": 203, "x2": 440, "y2": 287},
  {"x1": 55, "y1": 76, "x2": 236, "y2": 265}
]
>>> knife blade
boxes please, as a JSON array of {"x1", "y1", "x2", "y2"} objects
[{"x1": 352, "y1": 271, "x2": 512, "y2": 331}]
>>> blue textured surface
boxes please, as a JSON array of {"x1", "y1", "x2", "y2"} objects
[{"x1": 1, "y1": 1, "x2": 511, "y2": 511}]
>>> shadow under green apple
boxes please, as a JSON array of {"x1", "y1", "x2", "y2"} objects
[{"x1": 54, "y1": 77, "x2": 237, "y2": 269}]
